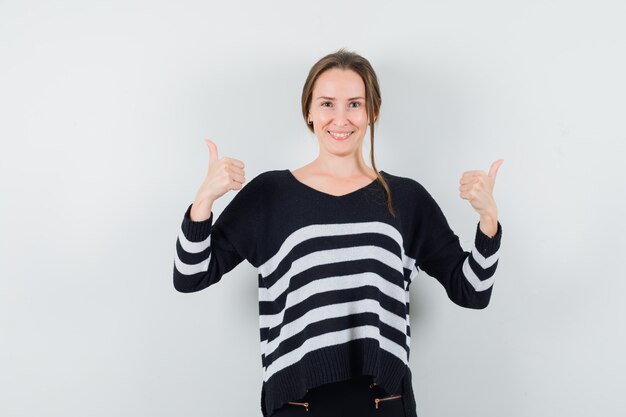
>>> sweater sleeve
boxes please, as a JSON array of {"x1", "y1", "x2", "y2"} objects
[
  {"x1": 413, "y1": 182, "x2": 502, "y2": 309},
  {"x1": 172, "y1": 176, "x2": 261, "y2": 293}
]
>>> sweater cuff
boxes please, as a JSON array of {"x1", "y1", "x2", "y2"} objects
[
  {"x1": 181, "y1": 202, "x2": 214, "y2": 242},
  {"x1": 474, "y1": 220, "x2": 502, "y2": 257}
]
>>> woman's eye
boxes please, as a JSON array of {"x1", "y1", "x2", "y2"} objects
[{"x1": 321, "y1": 101, "x2": 361, "y2": 108}]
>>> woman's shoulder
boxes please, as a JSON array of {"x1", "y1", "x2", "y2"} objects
[
  {"x1": 242, "y1": 169, "x2": 284, "y2": 188},
  {"x1": 380, "y1": 170, "x2": 431, "y2": 197},
  {"x1": 235, "y1": 169, "x2": 290, "y2": 203}
]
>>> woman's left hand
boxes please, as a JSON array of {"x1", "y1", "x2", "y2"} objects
[{"x1": 459, "y1": 159, "x2": 504, "y2": 237}]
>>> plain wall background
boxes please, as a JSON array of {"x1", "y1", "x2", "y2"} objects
[{"x1": 1, "y1": 1, "x2": 625, "y2": 416}]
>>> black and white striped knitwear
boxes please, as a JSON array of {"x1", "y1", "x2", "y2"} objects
[{"x1": 172, "y1": 169, "x2": 503, "y2": 417}]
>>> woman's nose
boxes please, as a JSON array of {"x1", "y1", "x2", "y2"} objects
[{"x1": 333, "y1": 108, "x2": 349, "y2": 126}]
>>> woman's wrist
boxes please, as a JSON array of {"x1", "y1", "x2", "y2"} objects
[
  {"x1": 190, "y1": 199, "x2": 214, "y2": 222},
  {"x1": 479, "y1": 214, "x2": 498, "y2": 238}
]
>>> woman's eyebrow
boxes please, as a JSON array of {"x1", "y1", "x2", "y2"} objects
[{"x1": 316, "y1": 96, "x2": 365, "y2": 101}]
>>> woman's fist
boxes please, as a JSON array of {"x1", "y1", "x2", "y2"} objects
[
  {"x1": 458, "y1": 159, "x2": 503, "y2": 219},
  {"x1": 190, "y1": 139, "x2": 246, "y2": 221}
]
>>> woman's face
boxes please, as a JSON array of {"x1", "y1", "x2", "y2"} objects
[{"x1": 308, "y1": 68, "x2": 369, "y2": 157}]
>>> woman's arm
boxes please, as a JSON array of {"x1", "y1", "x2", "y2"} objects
[
  {"x1": 417, "y1": 206, "x2": 502, "y2": 309},
  {"x1": 172, "y1": 175, "x2": 262, "y2": 292},
  {"x1": 172, "y1": 140, "x2": 261, "y2": 293},
  {"x1": 414, "y1": 160, "x2": 503, "y2": 309}
]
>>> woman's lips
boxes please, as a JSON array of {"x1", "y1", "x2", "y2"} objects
[{"x1": 328, "y1": 130, "x2": 354, "y2": 141}]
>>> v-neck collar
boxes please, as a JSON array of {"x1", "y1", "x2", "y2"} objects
[{"x1": 284, "y1": 169, "x2": 385, "y2": 199}]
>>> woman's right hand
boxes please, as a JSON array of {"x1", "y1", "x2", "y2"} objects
[{"x1": 190, "y1": 139, "x2": 246, "y2": 221}]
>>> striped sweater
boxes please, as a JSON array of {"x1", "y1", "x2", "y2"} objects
[{"x1": 173, "y1": 169, "x2": 502, "y2": 417}]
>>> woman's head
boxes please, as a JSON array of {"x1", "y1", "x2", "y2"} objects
[
  {"x1": 302, "y1": 48, "x2": 381, "y2": 150},
  {"x1": 300, "y1": 48, "x2": 395, "y2": 216},
  {"x1": 304, "y1": 67, "x2": 369, "y2": 157}
]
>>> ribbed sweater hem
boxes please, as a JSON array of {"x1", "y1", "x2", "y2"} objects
[{"x1": 261, "y1": 338, "x2": 416, "y2": 417}]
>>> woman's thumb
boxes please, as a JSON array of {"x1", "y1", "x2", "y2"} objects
[{"x1": 204, "y1": 139, "x2": 218, "y2": 162}]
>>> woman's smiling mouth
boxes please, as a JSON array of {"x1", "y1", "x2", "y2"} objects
[{"x1": 328, "y1": 130, "x2": 354, "y2": 141}]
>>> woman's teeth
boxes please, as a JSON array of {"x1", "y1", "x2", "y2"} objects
[{"x1": 328, "y1": 131, "x2": 353, "y2": 140}]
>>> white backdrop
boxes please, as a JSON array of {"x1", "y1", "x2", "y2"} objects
[{"x1": 1, "y1": 1, "x2": 625, "y2": 416}]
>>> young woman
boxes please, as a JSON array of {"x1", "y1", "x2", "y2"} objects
[{"x1": 174, "y1": 48, "x2": 503, "y2": 417}]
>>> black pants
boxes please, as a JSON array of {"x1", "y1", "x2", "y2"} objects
[{"x1": 270, "y1": 375, "x2": 406, "y2": 417}]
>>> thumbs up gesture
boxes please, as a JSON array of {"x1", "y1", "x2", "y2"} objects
[
  {"x1": 190, "y1": 139, "x2": 246, "y2": 221},
  {"x1": 459, "y1": 159, "x2": 503, "y2": 236}
]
